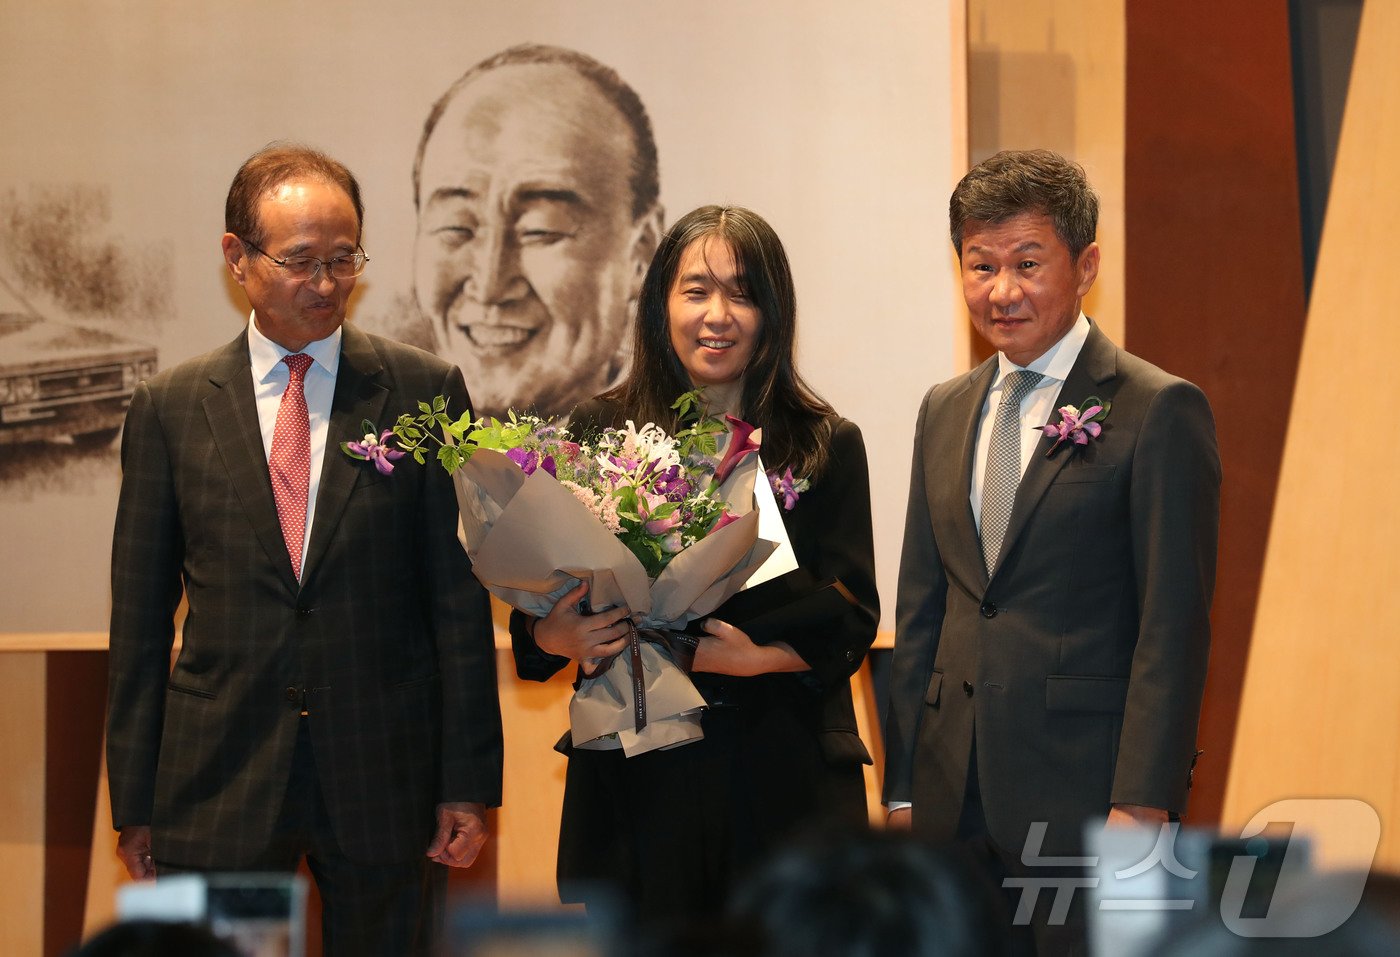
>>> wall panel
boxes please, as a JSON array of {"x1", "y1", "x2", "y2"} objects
[
  {"x1": 1124, "y1": 2, "x2": 1307, "y2": 826},
  {"x1": 1223, "y1": 0, "x2": 1400, "y2": 870}
]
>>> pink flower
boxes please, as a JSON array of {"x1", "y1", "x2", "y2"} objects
[
  {"x1": 1039, "y1": 401, "x2": 1106, "y2": 457},
  {"x1": 344, "y1": 430, "x2": 406, "y2": 475},
  {"x1": 638, "y1": 491, "x2": 681, "y2": 536},
  {"x1": 713, "y1": 415, "x2": 762, "y2": 485},
  {"x1": 708, "y1": 510, "x2": 742, "y2": 535}
]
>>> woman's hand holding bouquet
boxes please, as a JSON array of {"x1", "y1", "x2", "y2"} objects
[{"x1": 373, "y1": 390, "x2": 783, "y2": 756}]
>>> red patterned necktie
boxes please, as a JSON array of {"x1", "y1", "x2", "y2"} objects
[{"x1": 270, "y1": 353, "x2": 314, "y2": 580}]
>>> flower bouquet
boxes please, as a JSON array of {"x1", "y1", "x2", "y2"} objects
[{"x1": 388, "y1": 392, "x2": 782, "y2": 756}]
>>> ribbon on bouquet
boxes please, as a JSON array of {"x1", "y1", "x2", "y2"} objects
[{"x1": 592, "y1": 622, "x2": 700, "y2": 734}]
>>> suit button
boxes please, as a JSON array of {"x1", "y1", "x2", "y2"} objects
[
  {"x1": 980, "y1": 601, "x2": 997, "y2": 618},
  {"x1": 296, "y1": 606, "x2": 313, "y2": 619},
  {"x1": 284, "y1": 687, "x2": 299, "y2": 702},
  {"x1": 845, "y1": 649, "x2": 856, "y2": 662},
  {"x1": 963, "y1": 680, "x2": 975, "y2": 696}
]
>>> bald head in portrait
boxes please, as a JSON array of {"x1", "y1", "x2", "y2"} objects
[{"x1": 412, "y1": 44, "x2": 664, "y2": 419}]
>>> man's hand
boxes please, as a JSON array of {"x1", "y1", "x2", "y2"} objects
[
  {"x1": 533, "y1": 580, "x2": 630, "y2": 667},
  {"x1": 117, "y1": 825, "x2": 156, "y2": 880},
  {"x1": 426, "y1": 802, "x2": 488, "y2": 868},
  {"x1": 886, "y1": 806, "x2": 913, "y2": 830},
  {"x1": 1106, "y1": 803, "x2": 1170, "y2": 828}
]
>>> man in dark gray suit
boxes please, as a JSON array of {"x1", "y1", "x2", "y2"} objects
[
  {"x1": 107, "y1": 144, "x2": 502, "y2": 955},
  {"x1": 883, "y1": 150, "x2": 1219, "y2": 952}
]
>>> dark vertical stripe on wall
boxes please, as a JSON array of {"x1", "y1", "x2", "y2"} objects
[
  {"x1": 1289, "y1": 0, "x2": 1364, "y2": 295},
  {"x1": 1124, "y1": 5, "x2": 1308, "y2": 824},
  {"x1": 44, "y1": 652, "x2": 107, "y2": 957}
]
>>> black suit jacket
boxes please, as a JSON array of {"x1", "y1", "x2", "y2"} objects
[
  {"x1": 510, "y1": 397, "x2": 879, "y2": 902},
  {"x1": 512, "y1": 397, "x2": 880, "y2": 705},
  {"x1": 883, "y1": 322, "x2": 1220, "y2": 854},
  {"x1": 107, "y1": 324, "x2": 503, "y2": 867}
]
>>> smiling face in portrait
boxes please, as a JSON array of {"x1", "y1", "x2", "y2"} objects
[
  {"x1": 667, "y1": 237, "x2": 763, "y2": 395},
  {"x1": 959, "y1": 210, "x2": 1099, "y2": 366},
  {"x1": 414, "y1": 63, "x2": 659, "y2": 417},
  {"x1": 222, "y1": 178, "x2": 361, "y2": 352}
]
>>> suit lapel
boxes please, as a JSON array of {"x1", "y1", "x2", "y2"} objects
[
  {"x1": 203, "y1": 332, "x2": 300, "y2": 591},
  {"x1": 990, "y1": 322, "x2": 1119, "y2": 579},
  {"x1": 947, "y1": 358, "x2": 999, "y2": 589},
  {"x1": 301, "y1": 325, "x2": 388, "y2": 584}
]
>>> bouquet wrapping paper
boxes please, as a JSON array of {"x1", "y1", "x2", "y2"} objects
[{"x1": 453, "y1": 445, "x2": 777, "y2": 755}]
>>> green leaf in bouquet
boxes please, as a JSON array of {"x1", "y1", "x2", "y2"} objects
[
  {"x1": 672, "y1": 389, "x2": 704, "y2": 423},
  {"x1": 438, "y1": 444, "x2": 464, "y2": 474},
  {"x1": 445, "y1": 410, "x2": 474, "y2": 441},
  {"x1": 432, "y1": 395, "x2": 446, "y2": 413},
  {"x1": 640, "y1": 538, "x2": 664, "y2": 575},
  {"x1": 468, "y1": 419, "x2": 510, "y2": 450}
]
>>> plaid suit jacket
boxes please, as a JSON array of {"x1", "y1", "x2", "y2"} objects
[{"x1": 107, "y1": 323, "x2": 502, "y2": 867}]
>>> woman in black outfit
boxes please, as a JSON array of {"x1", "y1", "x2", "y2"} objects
[{"x1": 511, "y1": 205, "x2": 879, "y2": 929}]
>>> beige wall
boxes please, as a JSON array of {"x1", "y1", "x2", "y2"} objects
[
  {"x1": 965, "y1": 0, "x2": 1125, "y2": 355},
  {"x1": 1223, "y1": 0, "x2": 1400, "y2": 872}
]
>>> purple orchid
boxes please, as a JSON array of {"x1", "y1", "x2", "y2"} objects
[
  {"x1": 506, "y1": 447, "x2": 557, "y2": 477},
  {"x1": 768, "y1": 467, "x2": 805, "y2": 510},
  {"x1": 712, "y1": 415, "x2": 763, "y2": 485},
  {"x1": 344, "y1": 429, "x2": 406, "y2": 475},
  {"x1": 1038, "y1": 398, "x2": 1109, "y2": 457},
  {"x1": 607, "y1": 453, "x2": 642, "y2": 474},
  {"x1": 653, "y1": 464, "x2": 693, "y2": 502}
]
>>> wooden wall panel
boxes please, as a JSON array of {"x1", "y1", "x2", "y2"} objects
[
  {"x1": 493, "y1": 644, "x2": 574, "y2": 905},
  {"x1": 966, "y1": 0, "x2": 1125, "y2": 361},
  {"x1": 1124, "y1": 2, "x2": 1307, "y2": 825},
  {"x1": 1223, "y1": 0, "x2": 1400, "y2": 870},
  {"x1": 0, "y1": 654, "x2": 46, "y2": 956}
]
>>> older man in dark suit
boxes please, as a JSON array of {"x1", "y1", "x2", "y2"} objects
[
  {"x1": 106, "y1": 144, "x2": 503, "y2": 955},
  {"x1": 883, "y1": 150, "x2": 1220, "y2": 953}
]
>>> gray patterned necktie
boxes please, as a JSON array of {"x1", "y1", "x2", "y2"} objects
[{"x1": 980, "y1": 369, "x2": 1044, "y2": 575}]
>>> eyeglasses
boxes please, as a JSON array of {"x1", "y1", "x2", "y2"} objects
[{"x1": 240, "y1": 238, "x2": 369, "y2": 281}]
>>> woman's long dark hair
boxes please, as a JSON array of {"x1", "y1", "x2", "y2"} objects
[{"x1": 602, "y1": 205, "x2": 836, "y2": 480}]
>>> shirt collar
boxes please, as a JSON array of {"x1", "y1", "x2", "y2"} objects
[
  {"x1": 247, "y1": 313, "x2": 342, "y2": 383},
  {"x1": 993, "y1": 313, "x2": 1091, "y2": 386}
]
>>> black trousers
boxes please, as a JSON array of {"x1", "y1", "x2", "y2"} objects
[
  {"x1": 158, "y1": 719, "x2": 444, "y2": 957},
  {"x1": 557, "y1": 702, "x2": 868, "y2": 928},
  {"x1": 956, "y1": 738, "x2": 1089, "y2": 957}
]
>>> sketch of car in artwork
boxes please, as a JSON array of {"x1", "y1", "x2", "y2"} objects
[{"x1": 0, "y1": 287, "x2": 158, "y2": 447}]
